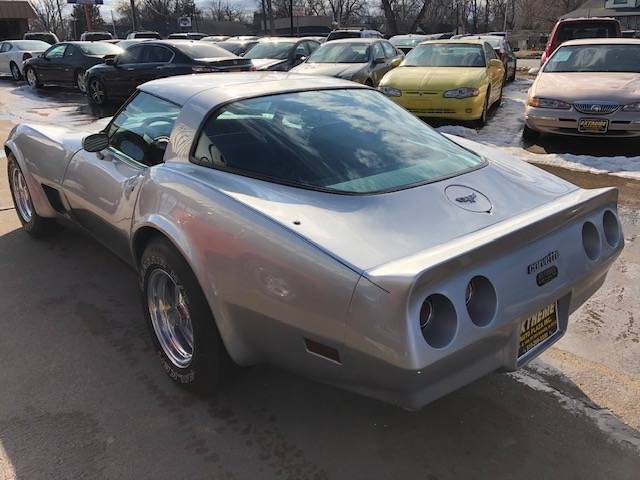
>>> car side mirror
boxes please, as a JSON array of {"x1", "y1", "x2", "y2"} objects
[
  {"x1": 104, "y1": 55, "x2": 117, "y2": 66},
  {"x1": 294, "y1": 53, "x2": 306, "y2": 62},
  {"x1": 83, "y1": 132, "x2": 109, "y2": 152},
  {"x1": 373, "y1": 56, "x2": 385, "y2": 64},
  {"x1": 489, "y1": 58, "x2": 503, "y2": 68}
]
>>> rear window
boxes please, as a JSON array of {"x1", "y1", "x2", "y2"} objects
[
  {"x1": 216, "y1": 41, "x2": 255, "y2": 55},
  {"x1": 11, "y1": 40, "x2": 49, "y2": 50},
  {"x1": 327, "y1": 31, "x2": 361, "y2": 41},
  {"x1": 556, "y1": 21, "x2": 618, "y2": 43},
  {"x1": 79, "y1": 42, "x2": 122, "y2": 55},
  {"x1": 172, "y1": 42, "x2": 235, "y2": 59},
  {"x1": 192, "y1": 89, "x2": 483, "y2": 194}
]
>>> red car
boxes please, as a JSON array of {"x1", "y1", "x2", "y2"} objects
[{"x1": 541, "y1": 17, "x2": 621, "y2": 65}]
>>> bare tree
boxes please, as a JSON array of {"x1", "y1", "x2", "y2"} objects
[
  {"x1": 29, "y1": 0, "x2": 66, "y2": 38},
  {"x1": 209, "y1": 0, "x2": 244, "y2": 21}
]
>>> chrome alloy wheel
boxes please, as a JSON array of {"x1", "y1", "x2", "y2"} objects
[
  {"x1": 26, "y1": 68, "x2": 37, "y2": 87},
  {"x1": 10, "y1": 63, "x2": 21, "y2": 81},
  {"x1": 10, "y1": 166, "x2": 33, "y2": 222},
  {"x1": 89, "y1": 78, "x2": 105, "y2": 104},
  {"x1": 76, "y1": 71, "x2": 87, "y2": 93},
  {"x1": 147, "y1": 268, "x2": 194, "y2": 368}
]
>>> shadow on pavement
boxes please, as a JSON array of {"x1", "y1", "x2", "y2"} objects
[{"x1": 0, "y1": 217, "x2": 638, "y2": 479}]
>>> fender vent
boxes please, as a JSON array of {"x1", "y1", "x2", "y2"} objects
[
  {"x1": 304, "y1": 338, "x2": 341, "y2": 365},
  {"x1": 41, "y1": 185, "x2": 66, "y2": 213}
]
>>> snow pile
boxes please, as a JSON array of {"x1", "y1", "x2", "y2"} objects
[{"x1": 436, "y1": 79, "x2": 640, "y2": 179}]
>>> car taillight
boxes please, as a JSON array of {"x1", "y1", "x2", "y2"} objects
[
  {"x1": 249, "y1": 64, "x2": 257, "y2": 72},
  {"x1": 22, "y1": 53, "x2": 32, "y2": 61}
]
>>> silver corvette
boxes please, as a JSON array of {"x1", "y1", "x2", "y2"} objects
[{"x1": 4, "y1": 72, "x2": 623, "y2": 409}]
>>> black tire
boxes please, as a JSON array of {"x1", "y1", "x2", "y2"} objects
[
  {"x1": 25, "y1": 67, "x2": 41, "y2": 89},
  {"x1": 522, "y1": 124, "x2": 540, "y2": 141},
  {"x1": 495, "y1": 83, "x2": 503, "y2": 107},
  {"x1": 75, "y1": 69, "x2": 87, "y2": 94},
  {"x1": 87, "y1": 77, "x2": 107, "y2": 105},
  {"x1": 508, "y1": 66, "x2": 516, "y2": 82},
  {"x1": 10, "y1": 62, "x2": 22, "y2": 81},
  {"x1": 7, "y1": 153, "x2": 58, "y2": 237},
  {"x1": 474, "y1": 90, "x2": 490, "y2": 129},
  {"x1": 140, "y1": 238, "x2": 231, "y2": 394}
]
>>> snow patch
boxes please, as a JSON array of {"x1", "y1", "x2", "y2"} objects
[{"x1": 509, "y1": 362, "x2": 640, "y2": 453}]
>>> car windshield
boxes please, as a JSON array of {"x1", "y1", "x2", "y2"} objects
[
  {"x1": 544, "y1": 44, "x2": 640, "y2": 73},
  {"x1": 79, "y1": 42, "x2": 122, "y2": 55},
  {"x1": 391, "y1": 37, "x2": 425, "y2": 47},
  {"x1": 11, "y1": 40, "x2": 49, "y2": 50},
  {"x1": 25, "y1": 34, "x2": 55, "y2": 42},
  {"x1": 243, "y1": 42, "x2": 293, "y2": 59},
  {"x1": 307, "y1": 43, "x2": 370, "y2": 63},
  {"x1": 327, "y1": 31, "x2": 361, "y2": 41},
  {"x1": 477, "y1": 36, "x2": 501, "y2": 47},
  {"x1": 192, "y1": 89, "x2": 483, "y2": 194},
  {"x1": 556, "y1": 21, "x2": 618, "y2": 43},
  {"x1": 403, "y1": 43, "x2": 485, "y2": 67},
  {"x1": 217, "y1": 41, "x2": 254, "y2": 55},
  {"x1": 172, "y1": 42, "x2": 234, "y2": 59}
]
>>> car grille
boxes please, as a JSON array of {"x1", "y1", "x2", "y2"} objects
[{"x1": 573, "y1": 103, "x2": 620, "y2": 115}]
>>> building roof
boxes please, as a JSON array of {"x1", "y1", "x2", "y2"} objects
[
  {"x1": 562, "y1": 0, "x2": 640, "y2": 19},
  {"x1": 0, "y1": 0, "x2": 36, "y2": 19}
]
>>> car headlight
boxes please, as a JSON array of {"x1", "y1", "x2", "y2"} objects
[
  {"x1": 528, "y1": 97, "x2": 571, "y2": 109},
  {"x1": 622, "y1": 102, "x2": 640, "y2": 112},
  {"x1": 380, "y1": 86, "x2": 402, "y2": 97},
  {"x1": 443, "y1": 87, "x2": 479, "y2": 99}
]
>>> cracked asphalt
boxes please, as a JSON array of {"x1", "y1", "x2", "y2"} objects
[{"x1": 0, "y1": 79, "x2": 638, "y2": 479}]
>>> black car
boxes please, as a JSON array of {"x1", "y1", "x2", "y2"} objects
[
  {"x1": 84, "y1": 40, "x2": 254, "y2": 105},
  {"x1": 243, "y1": 37, "x2": 320, "y2": 71},
  {"x1": 23, "y1": 41, "x2": 123, "y2": 93}
]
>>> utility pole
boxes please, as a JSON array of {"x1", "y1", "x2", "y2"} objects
[
  {"x1": 502, "y1": 0, "x2": 509, "y2": 33},
  {"x1": 83, "y1": 4, "x2": 92, "y2": 32},
  {"x1": 289, "y1": 0, "x2": 294, "y2": 36},
  {"x1": 129, "y1": 0, "x2": 138, "y2": 32}
]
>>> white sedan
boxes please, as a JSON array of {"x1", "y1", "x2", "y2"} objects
[{"x1": 0, "y1": 40, "x2": 50, "y2": 81}]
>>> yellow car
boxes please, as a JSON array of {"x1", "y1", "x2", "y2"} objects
[{"x1": 379, "y1": 39, "x2": 505, "y2": 127}]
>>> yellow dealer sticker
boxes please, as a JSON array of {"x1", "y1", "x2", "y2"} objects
[{"x1": 518, "y1": 302, "x2": 558, "y2": 358}]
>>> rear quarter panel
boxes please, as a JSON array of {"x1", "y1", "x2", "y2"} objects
[{"x1": 133, "y1": 164, "x2": 362, "y2": 378}]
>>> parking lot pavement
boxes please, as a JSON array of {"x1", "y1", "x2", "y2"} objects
[{"x1": 0, "y1": 79, "x2": 639, "y2": 479}]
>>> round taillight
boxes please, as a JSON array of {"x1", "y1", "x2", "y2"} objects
[
  {"x1": 419, "y1": 299, "x2": 433, "y2": 329},
  {"x1": 582, "y1": 221, "x2": 601, "y2": 260},
  {"x1": 603, "y1": 210, "x2": 620, "y2": 248},
  {"x1": 465, "y1": 280, "x2": 475, "y2": 305},
  {"x1": 420, "y1": 294, "x2": 457, "y2": 348}
]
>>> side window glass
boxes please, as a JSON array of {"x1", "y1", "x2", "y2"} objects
[
  {"x1": 119, "y1": 46, "x2": 143, "y2": 64},
  {"x1": 371, "y1": 43, "x2": 384, "y2": 61},
  {"x1": 382, "y1": 41, "x2": 395, "y2": 58},
  {"x1": 0, "y1": 44, "x2": 7, "y2": 53},
  {"x1": 308, "y1": 41, "x2": 320, "y2": 53},
  {"x1": 143, "y1": 46, "x2": 173, "y2": 63},
  {"x1": 294, "y1": 42, "x2": 309, "y2": 57},
  {"x1": 64, "y1": 45, "x2": 75, "y2": 57},
  {"x1": 45, "y1": 44, "x2": 66, "y2": 59},
  {"x1": 106, "y1": 92, "x2": 181, "y2": 166}
]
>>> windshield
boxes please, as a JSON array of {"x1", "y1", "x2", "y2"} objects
[
  {"x1": 173, "y1": 42, "x2": 234, "y2": 59},
  {"x1": 307, "y1": 43, "x2": 369, "y2": 63},
  {"x1": 544, "y1": 44, "x2": 640, "y2": 73},
  {"x1": 327, "y1": 31, "x2": 361, "y2": 41},
  {"x1": 192, "y1": 89, "x2": 483, "y2": 194},
  {"x1": 79, "y1": 42, "x2": 122, "y2": 55},
  {"x1": 84, "y1": 32, "x2": 112, "y2": 40},
  {"x1": 390, "y1": 36, "x2": 427, "y2": 47},
  {"x1": 11, "y1": 40, "x2": 50, "y2": 50},
  {"x1": 217, "y1": 41, "x2": 255, "y2": 55},
  {"x1": 403, "y1": 43, "x2": 485, "y2": 67},
  {"x1": 243, "y1": 42, "x2": 294, "y2": 60}
]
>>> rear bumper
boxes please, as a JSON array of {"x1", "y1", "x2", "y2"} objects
[
  {"x1": 391, "y1": 93, "x2": 485, "y2": 121},
  {"x1": 339, "y1": 188, "x2": 622, "y2": 409},
  {"x1": 525, "y1": 105, "x2": 640, "y2": 137}
]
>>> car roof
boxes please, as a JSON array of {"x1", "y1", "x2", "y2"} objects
[
  {"x1": 139, "y1": 72, "x2": 366, "y2": 106},
  {"x1": 560, "y1": 38, "x2": 640, "y2": 46},
  {"x1": 420, "y1": 38, "x2": 486, "y2": 45}
]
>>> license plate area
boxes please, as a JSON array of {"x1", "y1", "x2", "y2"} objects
[
  {"x1": 578, "y1": 118, "x2": 609, "y2": 133},
  {"x1": 518, "y1": 302, "x2": 558, "y2": 359}
]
